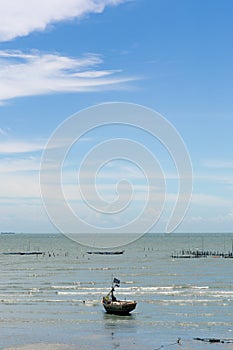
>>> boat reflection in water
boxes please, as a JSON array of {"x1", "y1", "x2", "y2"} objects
[{"x1": 102, "y1": 278, "x2": 137, "y2": 316}]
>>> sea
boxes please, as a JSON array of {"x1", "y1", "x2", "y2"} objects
[{"x1": 1, "y1": 232, "x2": 233, "y2": 350}]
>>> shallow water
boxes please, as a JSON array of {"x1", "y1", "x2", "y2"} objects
[{"x1": 1, "y1": 233, "x2": 233, "y2": 349}]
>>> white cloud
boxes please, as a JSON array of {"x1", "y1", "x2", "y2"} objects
[
  {"x1": 0, "y1": 140, "x2": 45, "y2": 154},
  {"x1": 0, "y1": 157, "x2": 40, "y2": 173},
  {"x1": 227, "y1": 209, "x2": 233, "y2": 219},
  {"x1": 191, "y1": 193, "x2": 231, "y2": 207},
  {"x1": 187, "y1": 209, "x2": 233, "y2": 225},
  {"x1": 202, "y1": 160, "x2": 233, "y2": 169},
  {"x1": 0, "y1": 0, "x2": 127, "y2": 42},
  {"x1": 0, "y1": 50, "x2": 134, "y2": 103},
  {"x1": 0, "y1": 172, "x2": 40, "y2": 198},
  {"x1": 194, "y1": 163, "x2": 233, "y2": 187}
]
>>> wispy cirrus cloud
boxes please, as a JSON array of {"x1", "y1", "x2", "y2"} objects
[
  {"x1": 0, "y1": 0, "x2": 127, "y2": 42},
  {"x1": 0, "y1": 139, "x2": 45, "y2": 154},
  {"x1": 202, "y1": 159, "x2": 233, "y2": 169},
  {"x1": 0, "y1": 157, "x2": 40, "y2": 173},
  {"x1": 0, "y1": 50, "x2": 135, "y2": 103},
  {"x1": 187, "y1": 209, "x2": 233, "y2": 225}
]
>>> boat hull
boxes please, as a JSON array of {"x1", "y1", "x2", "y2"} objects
[{"x1": 102, "y1": 300, "x2": 137, "y2": 315}]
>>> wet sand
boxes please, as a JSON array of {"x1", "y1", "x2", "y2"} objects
[{"x1": 4, "y1": 339, "x2": 233, "y2": 350}]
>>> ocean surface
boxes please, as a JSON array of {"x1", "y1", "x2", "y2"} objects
[{"x1": 1, "y1": 232, "x2": 233, "y2": 350}]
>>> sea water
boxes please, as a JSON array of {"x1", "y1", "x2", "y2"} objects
[{"x1": 1, "y1": 233, "x2": 233, "y2": 349}]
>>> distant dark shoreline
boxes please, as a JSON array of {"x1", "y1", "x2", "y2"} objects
[{"x1": 1, "y1": 232, "x2": 15, "y2": 235}]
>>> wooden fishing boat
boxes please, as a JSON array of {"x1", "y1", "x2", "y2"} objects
[
  {"x1": 102, "y1": 298, "x2": 137, "y2": 315},
  {"x1": 102, "y1": 278, "x2": 137, "y2": 315}
]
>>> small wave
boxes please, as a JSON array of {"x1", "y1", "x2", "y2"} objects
[
  {"x1": 52, "y1": 285, "x2": 224, "y2": 297},
  {"x1": 4, "y1": 342, "x2": 77, "y2": 350},
  {"x1": 57, "y1": 291, "x2": 102, "y2": 296},
  {"x1": 51, "y1": 286, "x2": 80, "y2": 290},
  {"x1": 52, "y1": 286, "x2": 109, "y2": 291},
  {"x1": 156, "y1": 299, "x2": 219, "y2": 304}
]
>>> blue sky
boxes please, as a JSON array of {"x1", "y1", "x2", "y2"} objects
[{"x1": 0, "y1": 0, "x2": 233, "y2": 234}]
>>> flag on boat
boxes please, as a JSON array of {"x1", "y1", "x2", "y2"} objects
[{"x1": 113, "y1": 278, "x2": 120, "y2": 287}]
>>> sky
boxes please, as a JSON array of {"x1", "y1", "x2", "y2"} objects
[{"x1": 0, "y1": 0, "x2": 233, "y2": 235}]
